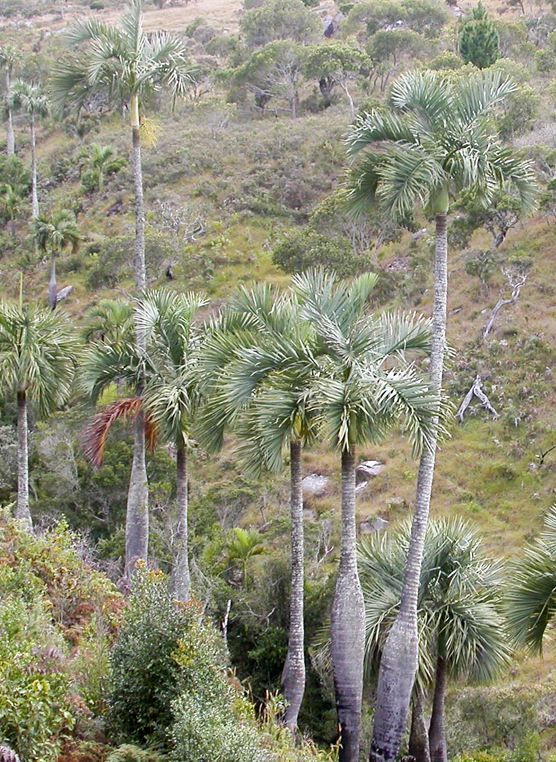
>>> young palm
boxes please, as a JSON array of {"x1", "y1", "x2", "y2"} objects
[
  {"x1": 1, "y1": 183, "x2": 24, "y2": 238},
  {"x1": 0, "y1": 46, "x2": 17, "y2": 156},
  {"x1": 0, "y1": 302, "x2": 80, "y2": 531},
  {"x1": 11, "y1": 82, "x2": 49, "y2": 218},
  {"x1": 199, "y1": 283, "x2": 317, "y2": 733},
  {"x1": 346, "y1": 68, "x2": 537, "y2": 762},
  {"x1": 82, "y1": 299, "x2": 135, "y2": 346},
  {"x1": 506, "y1": 505, "x2": 556, "y2": 653},
  {"x1": 50, "y1": 0, "x2": 197, "y2": 294},
  {"x1": 80, "y1": 143, "x2": 126, "y2": 193},
  {"x1": 294, "y1": 269, "x2": 439, "y2": 762},
  {"x1": 138, "y1": 288, "x2": 208, "y2": 601},
  {"x1": 360, "y1": 518, "x2": 511, "y2": 762},
  {"x1": 32, "y1": 209, "x2": 80, "y2": 310}
]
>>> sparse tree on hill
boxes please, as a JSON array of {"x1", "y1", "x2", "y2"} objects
[
  {"x1": 11, "y1": 82, "x2": 49, "y2": 219},
  {"x1": 347, "y1": 68, "x2": 537, "y2": 762},
  {"x1": 303, "y1": 43, "x2": 369, "y2": 117},
  {"x1": 0, "y1": 46, "x2": 17, "y2": 156},
  {"x1": 240, "y1": 0, "x2": 321, "y2": 48},
  {"x1": 32, "y1": 210, "x2": 80, "y2": 310}
]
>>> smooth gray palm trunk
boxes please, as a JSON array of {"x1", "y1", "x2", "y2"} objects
[
  {"x1": 48, "y1": 254, "x2": 57, "y2": 310},
  {"x1": 125, "y1": 94, "x2": 149, "y2": 577},
  {"x1": 428, "y1": 653, "x2": 448, "y2": 762},
  {"x1": 370, "y1": 213, "x2": 448, "y2": 762},
  {"x1": 409, "y1": 687, "x2": 431, "y2": 762},
  {"x1": 282, "y1": 439, "x2": 306, "y2": 733},
  {"x1": 16, "y1": 391, "x2": 32, "y2": 531},
  {"x1": 171, "y1": 445, "x2": 191, "y2": 601},
  {"x1": 331, "y1": 448, "x2": 365, "y2": 762},
  {"x1": 124, "y1": 408, "x2": 149, "y2": 578},
  {"x1": 30, "y1": 116, "x2": 38, "y2": 219},
  {"x1": 6, "y1": 69, "x2": 15, "y2": 156}
]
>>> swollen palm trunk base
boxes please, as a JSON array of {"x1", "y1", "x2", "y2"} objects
[
  {"x1": 331, "y1": 450, "x2": 365, "y2": 762},
  {"x1": 124, "y1": 411, "x2": 149, "y2": 578}
]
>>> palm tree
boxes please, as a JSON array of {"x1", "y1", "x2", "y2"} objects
[
  {"x1": 11, "y1": 82, "x2": 49, "y2": 219},
  {"x1": 50, "y1": 0, "x2": 197, "y2": 295},
  {"x1": 32, "y1": 210, "x2": 80, "y2": 310},
  {"x1": 82, "y1": 299, "x2": 135, "y2": 346},
  {"x1": 294, "y1": 270, "x2": 438, "y2": 762},
  {"x1": 80, "y1": 143, "x2": 126, "y2": 193},
  {"x1": 346, "y1": 68, "x2": 537, "y2": 762},
  {"x1": 198, "y1": 283, "x2": 317, "y2": 733},
  {"x1": 0, "y1": 301, "x2": 80, "y2": 531},
  {"x1": 226, "y1": 527, "x2": 266, "y2": 587},
  {"x1": 359, "y1": 518, "x2": 511, "y2": 762},
  {"x1": 51, "y1": 0, "x2": 197, "y2": 570},
  {"x1": 506, "y1": 505, "x2": 556, "y2": 653},
  {"x1": 1, "y1": 183, "x2": 24, "y2": 238},
  {"x1": 137, "y1": 289, "x2": 208, "y2": 601},
  {"x1": 0, "y1": 46, "x2": 17, "y2": 156}
]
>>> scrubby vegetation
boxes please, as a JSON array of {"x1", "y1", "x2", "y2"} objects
[{"x1": 0, "y1": 0, "x2": 556, "y2": 759}]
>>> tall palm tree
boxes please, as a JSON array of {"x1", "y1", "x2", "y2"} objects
[
  {"x1": 506, "y1": 505, "x2": 556, "y2": 653},
  {"x1": 51, "y1": 0, "x2": 198, "y2": 569},
  {"x1": 80, "y1": 143, "x2": 126, "y2": 193},
  {"x1": 11, "y1": 82, "x2": 49, "y2": 219},
  {"x1": 346, "y1": 68, "x2": 537, "y2": 762},
  {"x1": 50, "y1": 0, "x2": 197, "y2": 296},
  {"x1": 360, "y1": 518, "x2": 511, "y2": 762},
  {"x1": 0, "y1": 46, "x2": 17, "y2": 156},
  {"x1": 32, "y1": 210, "x2": 80, "y2": 310},
  {"x1": 198, "y1": 283, "x2": 317, "y2": 733},
  {"x1": 138, "y1": 289, "x2": 207, "y2": 601},
  {"x1": 294, "y1": 270, "x2": 439, "y2": 762},
  {"x1": 0, "y1": 302, "x2": 80, "y2": 531}
]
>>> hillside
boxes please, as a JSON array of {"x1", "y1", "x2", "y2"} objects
[{"x1": 1, "y1": 0, "x2": 556, "y2": 760}]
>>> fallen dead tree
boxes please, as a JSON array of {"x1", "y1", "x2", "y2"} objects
[
  {"x1": 483, "y1": 267, "x2": 528, "y2": 340},
  {"x1": 456, "y1": 375, "x2": 499, "y2": 423}
]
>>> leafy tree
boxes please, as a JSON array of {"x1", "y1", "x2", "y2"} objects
[
  {"x1": 235, "y1": 40, "x2": 305, "y2": 118},
  {"x1": 11, "y1": 82, "x2": 49, "y2": 219},
  {"x1": 459, "y1": 3, "x2": 500, "y2": 70},
  {"x1": 346, "y1": 68, "x2": 536, "y2": 762},
  {"x1": 240, "y1": 0, "x2": 321, "y2": 48},
  {"x1": 507, "y1": 505, "x2": 556, "y2": 653},
  {"x1": 360, "y1": 518, "x2": 511, "y2": 762},
  {"x1": 0, "y1": 46, "x2": 17, "y2": 156},
  {"x1": 295, "y1": 270, "x2": 438, "y2": 762},
  {"x1": 367, "y1": 30, "x2": 428, "y2": 93},
  {"x1": 303, "y1": 43, "x2": 369, "y2": 116},
  {"x1": 32, "y1": 210, "x2": 80, "y2": 310},
  {"x1": 80, "y1": 143, "x2": 127, "y2": 193},
  {"x1": 0, "y1": 302, "x2": 79, "y2": 530},
  {"x1": 272, "y1": 229, "x2": 366, "y2": 278}
]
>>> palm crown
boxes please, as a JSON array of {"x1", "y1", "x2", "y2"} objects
[
  {"x1": 50, "y1": 0, "x2": 197, "y2": 112},
  {"x1": 346, "y1": 69, "x2": 537, "y2": 219},
  {"x1": 11, "y1": 81, "x2": 49, "y2": 119},
  {"x1": 0, "y1": 303, "x2": 79, "y2": 416},
  {"x1": 32, "y1": 210, "x2": 80, "y2": 255}
]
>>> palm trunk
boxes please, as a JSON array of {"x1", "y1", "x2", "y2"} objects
[
  {"x1": 370, "y1": 213, "x2": 448, "y2": 762},
  {"x1": 331, "y1": 448, "x2": 365, "y2": 762},
  {"x1": 124, "y1": 408, "x2": 149, "y2": 578},
  {"x1": 409, "y1": 687, "x2": 431, "y2": 762},
  {"x1": 171, "y1": 444, "x2": 191, "y2": 602},
  {"x1": 30, "y1": 116, "x2": 39, "y2": 219},
  {"x1": 130, "y1": 93, "x2": 146, "y2": 294},
  {"x1": 282, "y1": 439, "x2": 306, "y2": 734},
  {"x1": 428, "y1": 653, "x2": 448, "y2": 762},
  {"x1": 6, "y1": 69, "x2": 15, "y2": 156},
  {"x1": 125, "y1": 92, "x2": 149, "y2": 579},
  {"x1": 48, "y1": 254, "x2": 57, "y2": 310},
  {"x1": 16, "y1": 391, "x2": 32, "y2": 531}
]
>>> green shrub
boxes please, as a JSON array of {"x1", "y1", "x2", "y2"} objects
[
  {"x1": 459, "y1": 2, "x2": 500, "y2": 69},
  {"x1": 106, "y1": 745, "x2": 166, "y2": 762},
  {"x1": 272, "y1": 229, "x2": 368, "y2": 278}
]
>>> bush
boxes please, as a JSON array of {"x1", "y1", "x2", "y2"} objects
[
  {"x1": 106, "y1": 746, "x2": 165, "y2": 762},
  {"x1": 86, "y1": 233, "x2": 176, "y2": 290},
  {"x1": 272, "y1": 229, "x2": 369, "y2": 278}
]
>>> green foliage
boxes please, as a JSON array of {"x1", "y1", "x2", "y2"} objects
[
  {"x1": 345, "y1": 0, "x2": 448, "y2": 38},
  {"x1": 272, "y1": 229, "x2": 367, "y2": 278},
  {"x1": 106, "y1": 746, "x2": 166, "y2": 762},
  {"x1": 108, "y1": 570, "x2": 191, "y2": 745},
  {"x1": 80, "y1": 144, "x2": 127, "y2": 194},
  {"x1": 459, "y1": 3, "x2": 500, "y2": 69},
  {"x1": 240, "y1": 0, "x2": 321, "y2": 48},
  {"x1": 464, "y1": 250, "x2": 500, "y2": 290},
  {"x1": 85, "y1": 234, "x2": 176, "y2": 290}
]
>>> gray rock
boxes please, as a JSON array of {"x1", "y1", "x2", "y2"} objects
[
  {"x1": 356, "y1": 460, "x2": 385, "y2": 482},
  {"x1": 302, "y1": 473, "x2": 329, "y2": 497},
  {"x1": 360, "y1": 516, "x2": 389, "y2": 534}
]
